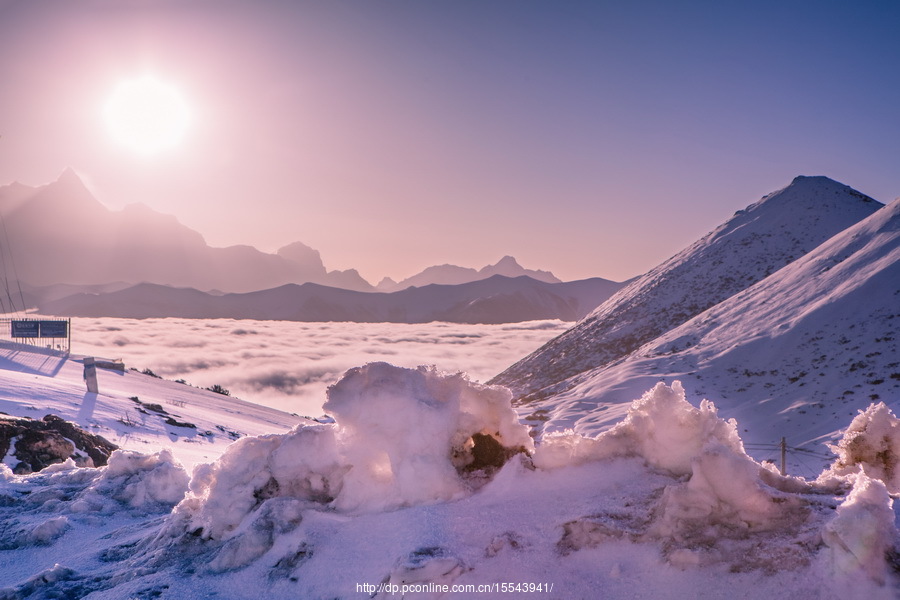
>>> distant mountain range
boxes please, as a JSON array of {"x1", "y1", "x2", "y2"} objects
[
  {"x1": 0, "y1": 170, "x2": 569, "y2": 298},
  {"x1": 489, "y1": 175, "x2": 899, "y2": 452},
  {"x1": 34, "y1": 275, "x2": 623, "y2": 324},
  {"x1": 0, "y1": 169, "x2": 369, "y2": 294},
  {"x1": 376, "y1": 256, "x2": 561, "y2": 291}
]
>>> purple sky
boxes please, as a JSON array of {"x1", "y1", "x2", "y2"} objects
[{"x1": 1, "y1": 0, "x2": 898, "y2": 283}]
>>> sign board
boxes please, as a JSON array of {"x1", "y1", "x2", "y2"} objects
[
  {"x1": 10, "y1": 320, "x2": 68, "y2": 339},
  {"x1": 39, "y1": 321, "x2": 68, "y2": 338},
  {"x1": 10, "y1": 320, "x2": 39, "y2": 338}
]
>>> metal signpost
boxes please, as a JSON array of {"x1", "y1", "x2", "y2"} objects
[{"x1": 8, "y1": 318, "x2": 71, "y2": 353}]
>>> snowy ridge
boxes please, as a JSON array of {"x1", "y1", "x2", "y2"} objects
[
  {"x1": 491, "y1": 176, "x2": 882, "y2": 399},
  {"x1": 514, "y1": 197, "x2": 899, "y2": 468}
]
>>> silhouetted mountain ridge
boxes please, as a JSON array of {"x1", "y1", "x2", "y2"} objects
[{"x1": 37, "y1": 274, "x2": 624, "y2": 324}]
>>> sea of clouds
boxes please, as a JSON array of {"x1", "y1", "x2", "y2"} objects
[{"x1": 69, "y1": 317, "x2": 568, "y2": 416}]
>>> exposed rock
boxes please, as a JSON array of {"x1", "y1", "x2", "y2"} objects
[{"x1": 0, "y1": 414, "x2": 118, "y2": 473}]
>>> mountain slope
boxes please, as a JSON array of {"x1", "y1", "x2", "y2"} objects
[
  {"x1": 37, "y1": 275, "x2": 624, "y2": 324},
  {"x1": 516, "y1": 197, "x2": 900, "y2": 463},
  {"x1": 0, "y1": 171, "x2": 372, "y2": 294},
  {"x1": 491, "y1": 176, "x2": 883, "y2": 399}
]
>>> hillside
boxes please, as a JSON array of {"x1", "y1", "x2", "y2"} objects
[
  {"x1": 0, "y1": 344, "x2": 301, "y2": 471},
  {"x1": 492, "y1": 176, "x2": 883, "y2": 399},
  {"x1": 516, "y1": 198, "x2": 900, "y2": 451},
  {"x1": 37, "y1": 274, "x2": 624, "y2": 324}
]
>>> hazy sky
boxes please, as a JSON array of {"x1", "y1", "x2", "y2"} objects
[{"x1": 1, "y1": 0, "x2": 898, "y2": 283}]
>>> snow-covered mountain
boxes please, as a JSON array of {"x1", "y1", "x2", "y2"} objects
[
  {"x1": 376, "y1": 255, "x2": 562, "y2": 292},
  {"x1": 0, "y1": 170, "x2": 372, "y2": 294},
  {"x1": 492, "y1": 176, "x2": 883, "y2": 400},
  {"x1": 36, "y1": 274, "x2": 624, "y2": 324},
  {"x1": 512, "y1": 196, "x2": 899, "y2": 457}
]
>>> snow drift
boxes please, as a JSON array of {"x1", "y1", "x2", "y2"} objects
[
  {"x1": 152, "y1": 374, "x2": 896, "y2": 585},
  {"x1": 821, "y1": 402, "x2": 900, "y2": 493},
  {"x1": 163, "y1": 363, "x2": 533, "y2": 570},
  {"x1": 2, "y1": 364, "x2": 898, "y2": 598},
  {"x1": 537, "y1": 382, "x2": 897, "y2": 577}
]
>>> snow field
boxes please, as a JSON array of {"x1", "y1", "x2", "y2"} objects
[{"x1": 1, "y1": 362, "x2": 898, "y2": 598}]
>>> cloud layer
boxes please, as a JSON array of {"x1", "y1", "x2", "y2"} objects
[{"x1": 71, "y1": 318, "x2": 567, "y2": 416}]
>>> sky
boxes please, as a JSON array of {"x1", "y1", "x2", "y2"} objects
[{"x1": 0, "y1": 0, "x2": 898, "y2": 284}]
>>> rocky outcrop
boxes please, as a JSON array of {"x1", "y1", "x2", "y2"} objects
[{"x1": 0, "y1": 414, "x2": 118, "y2": 474}]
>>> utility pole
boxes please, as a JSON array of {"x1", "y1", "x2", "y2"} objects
[{"x1": 780, "y1": 437, "x2": 787, "y2": 476}]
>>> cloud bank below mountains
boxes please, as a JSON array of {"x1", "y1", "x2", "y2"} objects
[{"x1": 69, "y1": 317, "x2": 568, "y2": 416}]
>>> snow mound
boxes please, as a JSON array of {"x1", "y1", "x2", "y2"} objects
[
  {"x1": 536, "y1": 382, "x2": 870, "y2": 574},
  {"x1": 822, "y1": 403, "x2": 900, "y2": 493},
  {"x1": 324, "y1": 362, "x2": 533, "y2": 511},
  {"x1": 534, "y1": 381, "x2": 744, "y2": 475},
  {"x1": 649, "y1": 441, "x2": 812, "y2": 570},
  {"x1": 166, "y1": 363, "x2": 533, "y2": 570},
  {"x1": 823, "y1": 474, "x2": 897, "y2": 585},
  {"x1": 83, "y1": 449, "x2": 190, "y2": 509}
]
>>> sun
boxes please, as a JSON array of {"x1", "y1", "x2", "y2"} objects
[{"x1": 103, "y1": 76, "x2": 190, "y2": 156}]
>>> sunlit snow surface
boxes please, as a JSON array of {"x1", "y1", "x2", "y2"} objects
[{"x1": 0, "y1": 357, "x2": 897, "y2": 599}]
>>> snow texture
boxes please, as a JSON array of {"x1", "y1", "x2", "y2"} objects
[
  {"x1": 823, "y1": 474, "x2": 896, "y2": 584},
  {"x1": 0, "y1": 367, "x2": 898, "y2": 599},
  {"x1": 493, "y1": 175, "x2": 883, "y2": 401},
  {"x1": 165, "y1": 363, "x2": 533, "y2": 571},
  {"x1": 822, "y1": 402, "x2": 900, "y2": 493},
  {"x1": 534, "y1": 381, "x2": 744, "y2": 475}
]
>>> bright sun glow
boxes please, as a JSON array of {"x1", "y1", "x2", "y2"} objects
[{"x1": 104, "y1": 76, "x2": 190, "y2": 156}]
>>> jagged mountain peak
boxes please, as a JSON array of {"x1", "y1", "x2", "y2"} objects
[
  {"x1": 55, "y1": 166, "x2": 86, "y2": 189},
  {"x1": 380, "y1": 256, "x2": 563, "y2": 292},
  {"x1": 489, "y1": 255, "x2": 522, "y2": 269}
]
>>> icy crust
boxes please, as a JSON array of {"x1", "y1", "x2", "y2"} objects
[
  {"x1": 537, "y1": 382, "x2": 898, "y2": 578},
  {"x1": 820, "y1": 402, "x2": 900, "y2": 493},
  {"x1": 170, "y1": 363, "x2": 534, "y2": 559}
]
